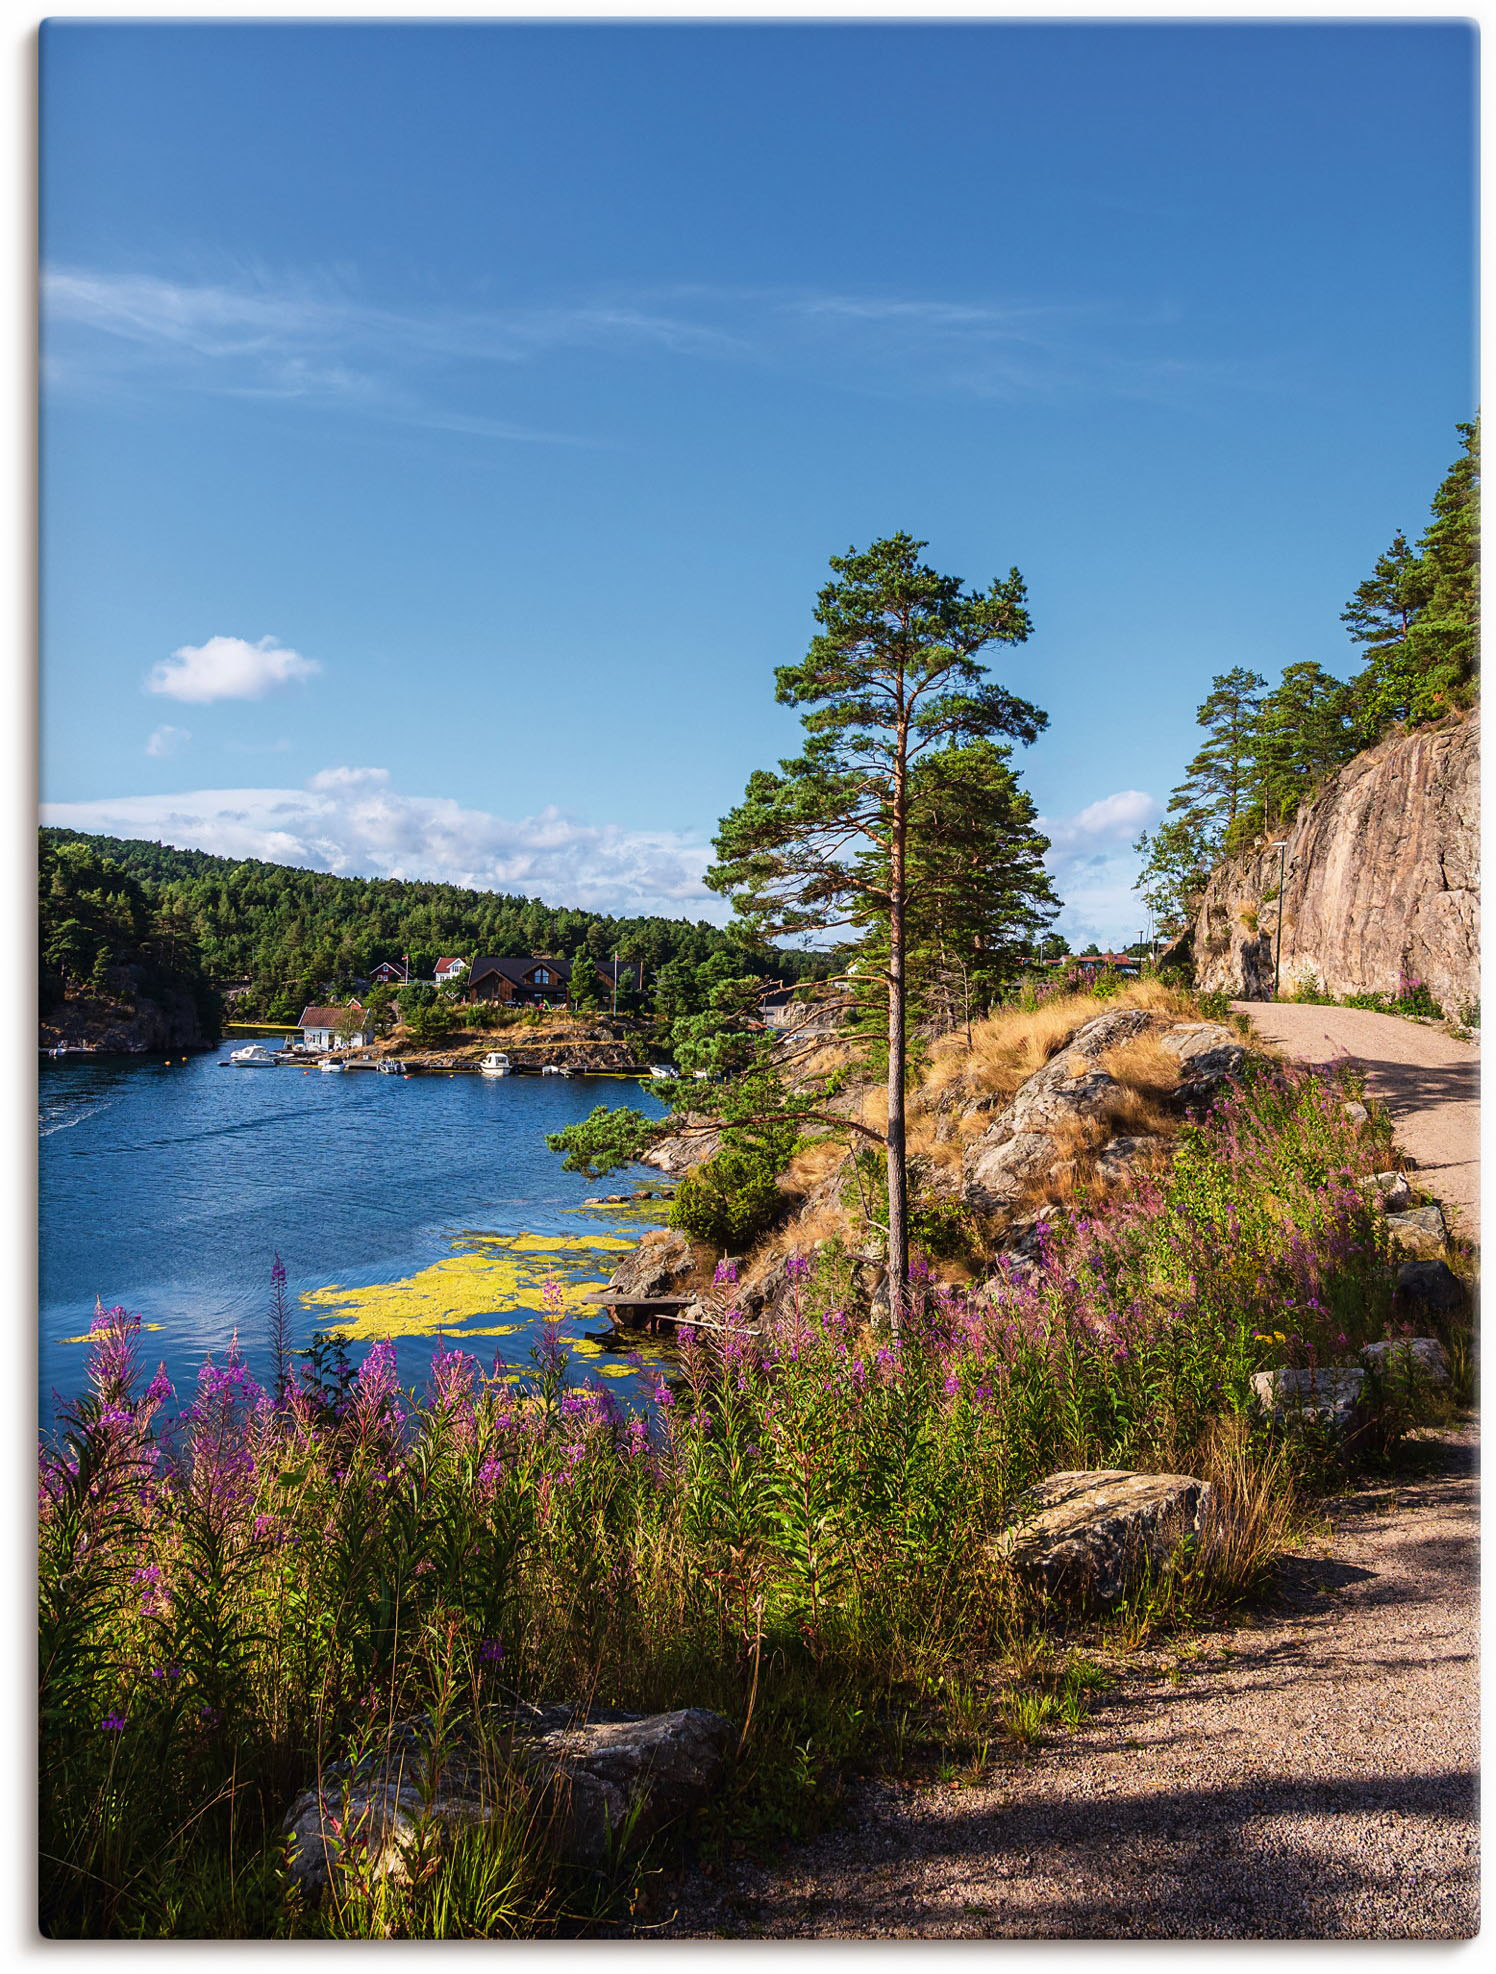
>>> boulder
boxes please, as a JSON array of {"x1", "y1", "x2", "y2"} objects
[
  {"x1": 1384, "y1": 1204, "x2": 1448, "y2": 1258},
  {"x1": 1251, "y1": 1366, "x2": 1366, "y2": 1432},
  {"x1": 1360, "y1": 1337, "x2": 1451, "y2": 1388},
  {"x1": 282, "y1": 1705, "x2": 734, "y2": 1896},
  {"x1": 1394, "y1": 1257, "x2": 1466, "y2": 1316},
  {"x1": 1342, "y1": 1101, "x2": 1371, "y2": 1126},
  {"x1": 1358, "y1": 1170, "x2": 1414, "y2": 1213},
  {"x1": 992, "y1": 1469, "x2": 1212, "y2": 1606},
  {"x1": 607, "y1": 1228, "x2": 696, "y2": 1301},
  {"x1": 523, "y1": 1706, "x2": 736, "y2": 1869}
]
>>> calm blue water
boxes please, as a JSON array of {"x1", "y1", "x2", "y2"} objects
[{"x1": 39, "y1": 1039, "x2": 669, "y2": 1411}]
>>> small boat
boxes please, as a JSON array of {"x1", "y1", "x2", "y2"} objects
[
  {"x1": 378, "y1": 1058, "x2": 410, "y2": 1076},
  {"x1": 47, "y1": 1043, "x2": 67, "y2": 1059},
  {"x1": 318, "y1": 1057, "x2": 346, "y2": 1074},
  {"x1": 651, "y1": 1065, "x2": 680, "y2": 1080},
  {"x1": 228, "y1": 1043, "x2": 276, "y2": 1067},
  {"x1": 540, "y1": 1063, "x2": 571, "y2": 1077},
  {"x1": 478, "y1": 1052, "x2": 512, "y2": 1078}
]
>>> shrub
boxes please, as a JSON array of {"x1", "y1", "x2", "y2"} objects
[{"x1": 669, "y1": 1145, "x2": 784, "y2": 1250}]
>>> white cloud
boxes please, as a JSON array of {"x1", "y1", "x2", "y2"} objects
[
  {"x1": 40, "y1": 769, "x2": 721, "y2": 921},
  {"x1": 1040, "y1": 788, "x2": 1160, "y2": 855},
  {"x1": 146, "y1": 634, "x2": 321, "y2": 705},
  {"x1": 1037, "y1": 789, "x2": 1163, "y2": 948},
  {"x1": 144, "y1": 724, "x2": 190, "y2": 758}
]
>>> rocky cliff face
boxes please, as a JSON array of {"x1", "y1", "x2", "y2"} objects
[
  {"x1": 40, "y1": 975, "x2": 217, "y2": 1054},
  {"x1": 1188, "y1": 712, "x2": 1478, "y2": 1011}
]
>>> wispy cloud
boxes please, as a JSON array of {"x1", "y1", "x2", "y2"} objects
[
  {"x1": 1039, "y1": 788, "x2": 1161, "y2": 945},
  {"x1": 44, "y1": 263, "x2": 1255, "y2": 432},
  {"x1": 41, "y1": 767, "x2": 722, "y2": 921},
  {"x1": 145, "y1": 724, "x2": 190, "y2": 759},
  {"x1": 146, "y1": 634, "x2": 321, "y2": 705}
]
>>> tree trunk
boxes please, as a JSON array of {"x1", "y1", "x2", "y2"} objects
[{"x1": 886, "y1": 740, "x2": 909, "y2": 1339}]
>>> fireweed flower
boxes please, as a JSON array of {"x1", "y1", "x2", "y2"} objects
[
  {"x1": 784, "y1": 1254, "x2": 810, "y2": 1283},
  {"x1": 542, "y1": 1274, "x2": 565, "y2": 1317},
  {"x1": 714, "y1": 1258, "x2": 738, "y2": 1285},
  {"x1": 100, "y1": 1713, "x2": 128, "y2": 1733},
  {"x1": 478, "y1": 1639, "x2": 504, "y2": 1665}
]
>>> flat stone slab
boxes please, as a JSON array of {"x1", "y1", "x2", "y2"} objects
[{"x1": 994, "y1": 1469, "x2": 1211, "y2": 1606}]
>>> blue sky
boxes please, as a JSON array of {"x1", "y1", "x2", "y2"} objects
[{"x1": 39, "y1": 19, "x2": 1476, "y2": 941}]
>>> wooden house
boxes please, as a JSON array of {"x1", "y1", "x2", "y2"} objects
[{"x1": 298, "y1": 1000, "x2": 374, "y2": 1050}]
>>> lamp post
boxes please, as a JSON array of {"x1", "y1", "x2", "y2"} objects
[{"x1": 1269, "y1": 840, "x2": 1289, "y2": 1000}]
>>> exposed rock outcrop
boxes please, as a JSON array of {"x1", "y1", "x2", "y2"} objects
[
  {"x1": 963, "y1": 1006, "x2": 1154, "y2": 1213},
  {"x1": 40, "y1": 978, "x2": 216, "y2": 1055},
  {"x1": 606, "y1": 1227, "x2": 698, "y2": 1301},
  {"x1": 1187, "y1": 711, "x2": 1478, "y2": 1010}
]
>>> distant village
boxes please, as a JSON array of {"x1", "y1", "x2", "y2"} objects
[{"x1": 288, "y1": 947, "x2": 1145, "y2": 1052}]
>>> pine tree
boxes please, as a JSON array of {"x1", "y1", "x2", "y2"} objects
[
  {"x1": 708, "y1": 533, "x2": 1044, "y2": 1330},
  {"x1": 1158, "y1": 667, "x2": 1267, "y2": 871},
  {"x1": 1343, "y1": 419, "x2": 1480, "y2": 738},
  {"x1": 853, "y1": 737, "x2": 1058, "y2": 1034}
]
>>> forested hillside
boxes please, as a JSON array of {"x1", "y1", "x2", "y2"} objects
[
  {"x1": 1136, "y1": 418, "x2": 1479, "y2": 932},
  {"x1": 40, "y1": 835, "x2": 222, "y2": 1047},
  {"x1": 38, "y1": 828, "x2": 828, "y2": 1024}
]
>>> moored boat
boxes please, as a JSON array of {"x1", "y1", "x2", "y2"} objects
[
  {"x1": 228, "y1": 1043, "x2": 276, "y2": 1067},
  {"x1": 478, "y1": 1052, "x2": 512, "y2": 1077},
  {"x1": 318, "y1": 1057, "x2": 346, "y2": 1073}
]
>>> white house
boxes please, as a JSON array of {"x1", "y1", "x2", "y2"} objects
[
  {"x1": 298, "y1": 1001, "x2": 374, "y2": 1051},
  {"x1": 434, "y1": 956, "x2": 468, "y2": 984}
]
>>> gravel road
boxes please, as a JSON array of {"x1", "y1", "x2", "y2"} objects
[
  {"x1": 1233, "y1": 1002, "x2": 1479, "y2": 1239},
  {"x1": 664, "y1": 1429, "x2": 1479, "y2": 1940}
]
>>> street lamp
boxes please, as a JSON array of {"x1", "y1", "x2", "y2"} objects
[{"x1": 1269, "y1": 840, "x2": 1289, "y2": 999}]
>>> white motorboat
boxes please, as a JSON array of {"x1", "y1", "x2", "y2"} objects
[
  {"x1": 479, "y1": 1052, "x2": 512, "y2": 1077},
  {"x1": 378, "y1": 1058, "x2": 410, "y2": 1076},
  {"x1": 228, "y1": 1043, "x2": 276, "y2": 1067},
  {"x1": 318, "y1": 1057, "x2": 346, "y2": 1073},
  {"x1": 650, "y1": 1065, "x2": 680, "y2": 1080},
  {"x1": 540, "y1": 1063, "x2": 571, "y2": 1077}
]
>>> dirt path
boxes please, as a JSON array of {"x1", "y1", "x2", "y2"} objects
[
  {"x1": 1232, "y1": 1002, "x2": 1479, "y2": 1238},
  {"x1": 665, "y1": 1430, "x2": 1478, "y2": 1940}
]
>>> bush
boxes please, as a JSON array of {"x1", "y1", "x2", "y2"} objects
[
  {"x1": 669, "y1": 1146, "x2": 785, "y2": 1250},
  {"x1": 1196, "y1": 989, "x2": 1232, "y2": 1021}
]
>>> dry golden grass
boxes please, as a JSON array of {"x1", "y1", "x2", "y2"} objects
[{"x1": 920, "y1": 978, "x2": 1194, "y2": 1112}]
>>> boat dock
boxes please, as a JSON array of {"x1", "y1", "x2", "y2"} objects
[{"x1": 581, "y1": 1292, "x2": 759, "y2": 1339}]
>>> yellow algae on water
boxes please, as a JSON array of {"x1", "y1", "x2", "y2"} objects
[
  {"x1": 299, "y1": 1229, "x2": 628, "y2": 1342},
  {"x1": 63, "y1": 1321, "x2": 164, "y2": 1345}
]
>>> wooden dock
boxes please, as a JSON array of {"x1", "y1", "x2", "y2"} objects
[{"x1": 581, "y1": 1292, "x2": 760, "y2": 1339}]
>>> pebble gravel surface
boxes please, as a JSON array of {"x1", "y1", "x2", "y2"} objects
[{"x1": 664, "y1": 1428, "x2": 1478, "y2": 1939}]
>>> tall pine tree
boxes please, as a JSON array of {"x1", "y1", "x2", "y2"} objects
[{"x1": 708, "y1": 533, "x2": 1044, "y2": 1331}]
